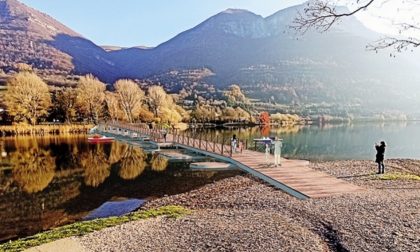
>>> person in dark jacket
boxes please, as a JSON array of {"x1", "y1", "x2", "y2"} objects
[{"x1": 375, "y1": 141, "x2": 386, "y2": 174}]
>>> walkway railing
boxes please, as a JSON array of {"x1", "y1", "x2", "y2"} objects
[{"x1": 98, "y1": 122, "x2": 248, "y2": 158}]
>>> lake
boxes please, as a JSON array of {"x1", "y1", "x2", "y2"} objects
[
  {"x1": 0, "y1": 135, "x2": 239, "y2": 242},
  {"x1": 1, "y1": 122, "x2": 419, "y2": 242},
  {"x1": 188, "y1": 121, "x2": 420, "y2": 160}
]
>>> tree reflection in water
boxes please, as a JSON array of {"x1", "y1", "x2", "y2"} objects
[
  {"x1": 80, "y1": 144, "x2": 110, "y2": 187},
  {"x1": 11, "y1": 148, "x2": 56, "y2": 193},
  {"x1": 114, "y1": 145, "x2": 147, "y2": 180},
  {"x1": 151, "y1": 153, "x2": 169, "y2": 172}
]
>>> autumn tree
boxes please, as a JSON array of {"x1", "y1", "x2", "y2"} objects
[
  {"x1": 138, "y1": 107, "x2": 155, "y2": 123},
  {"x1": 160, "y1": 106, "x2": 183, "y2": 124},
  {"x1": 259, "y1": 111, "x2": 271, "y2": 125},
  {"x1": 191, "y1": 105, "x2": 213, "y2": 122},
  {"x1": 292, "y1": 0, "x2": 420, "y2": 52},
  {"x1": 224, "y1": 84, "x2": 249, "y2": 106},
  {"x1": 15, "y1": 63, "x2": 33, "y2": 72},
  {"x1": 114, "y1": 79, "x2": 145, "y2": 123},
  {"x1": 55, "y1": 88, "x2": 78, "y2": 123},
  {"x1": 75, "y1": 74, "x2": 106, "y2": 124},
  {"x1": 4, "y1": 72, "x2": 52, "y2": 125},
  {"x1": 147, "y1": 86, "x2": 168, "y2": 117},
  {"x1": 235, "y1": 107, "x2": 251, "y2": 122},
  {"x1": 146, "y1": 86, "x2": 185, "y2": 124},
  {"x1": 104, "y1": 92, "x2": 122, "y2": 122}
]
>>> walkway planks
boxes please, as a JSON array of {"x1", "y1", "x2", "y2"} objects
[{"x1": 97, "y1": 123, "x2": 363, "y2": 200}]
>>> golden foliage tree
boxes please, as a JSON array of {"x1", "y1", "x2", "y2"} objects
[
  {"x1": 147, "y1": 86, "x2": 168, "y2": 117},
  {"x1": 114, "y1": 79, "x2": 145, "y2": 123},
  {"x1": 224, "y1": 84, "x2": 249, "y2": 106},
  {"x1": 105, "y1": 91, "x2": 123, "y2": 122},
  {"x1": 138, "y1": 106, "x2": 155, "y2": 123},
  {"x1": 15, "y1": 63, "x2": 33, "y2": 72},
  {"x1": 146, "y1": 86, "x2": 185, "y2": 124},
  {"x1": 56, "y1": 88, "x2": 78, "y2": 123},
  {"x1": 4, "y1": 72, "x2": 52, "y2": 125},
  {"x1": 11, "y1": 148, "x2": 56, "y2": 193},
  {"x1": 160, "y1": 106, "x2": 183, "y2": 124},
  {"x1": 75, "y1": 75, "x2": 106, "y2": 124}
]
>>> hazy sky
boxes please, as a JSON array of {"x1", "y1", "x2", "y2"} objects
[
  {"x1": 19, "y1": 0, "x2": 420, "y2": 47},
  {"x1": 20, "y1": 0, "x2": 306, "y2": 47}
]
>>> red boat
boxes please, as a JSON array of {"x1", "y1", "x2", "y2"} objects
[{"x1": 88, "y1": 135, "x2": 115, "y2": 143}]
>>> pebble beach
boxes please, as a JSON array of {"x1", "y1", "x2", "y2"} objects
[{"x1": 78, "y1": 159, "x2": 420, "y2": 252}]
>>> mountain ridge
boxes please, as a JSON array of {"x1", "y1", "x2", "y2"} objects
[{"x1": 1, "y1": 0, "x2": 420, "y2": 113}]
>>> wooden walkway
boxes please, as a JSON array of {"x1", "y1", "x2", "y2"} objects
[{"x1": 97, "y1": 123, "x2": 363, "y2": 200}]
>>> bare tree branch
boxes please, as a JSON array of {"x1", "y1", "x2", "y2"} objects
[
  {"x1": 367, "y1": 37, "x2": 420, "y2": 52},
  {"x1": 291, "y1": 0, "x2": 420, "y2": 52},
  {"x1": 291, "y1": 0, "x2": 375, "y2": 33}
]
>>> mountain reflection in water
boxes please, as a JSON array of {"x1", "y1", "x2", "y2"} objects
[{"x1": 0, "y1": 135, "x2": 240, "y2": 242}]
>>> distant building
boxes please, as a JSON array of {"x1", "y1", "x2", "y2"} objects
[{"x1": 183, "y1": 100, "x2": 194, "y2": 106}]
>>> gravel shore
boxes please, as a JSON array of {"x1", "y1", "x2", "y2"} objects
[{"x1": 79, "y1": 159, "x2": 420, "y2": 252}]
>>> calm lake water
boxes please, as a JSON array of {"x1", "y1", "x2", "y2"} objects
[
  {"x1": 0, "y1": 136, "x2": 239, "y2": 242},
  {"x1": 1, "y1": 122, "x2": 419, "y2": 241},
  {"x1": 189, "y1": 121, "x2": 420, "y2": 161}
]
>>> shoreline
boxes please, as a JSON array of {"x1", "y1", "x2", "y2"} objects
[{"x1": 10, "y1": 159, "x2": 418, "y2": 252}]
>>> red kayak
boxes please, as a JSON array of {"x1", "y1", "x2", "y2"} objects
[{"x1": 88, "y1": 135, "x2": 115, "y2": 143}]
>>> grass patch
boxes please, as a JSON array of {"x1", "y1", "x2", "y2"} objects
[
  {"x1": 0, "y1": 205, "x2": 190, "y2": 252},
  {"x1": 377, "y1": 172, "x2": 420, "y2": 181}
]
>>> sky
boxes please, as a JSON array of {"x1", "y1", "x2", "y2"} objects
[
  {"x1": 19, "y1": 0, "x2": 420, "y2": 48},
  {"x1": 20, "y1": 0, "x2": 306, "y2": 47}
]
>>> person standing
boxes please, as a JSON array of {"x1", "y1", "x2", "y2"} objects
[
  {"x1": 273, "y1": 137, "x2": 283, "y2": 167},
  {"x1": 264, "y1": 137, "x2": 272, "y2": 164},
  {"x1": 162, "y1": 129, "x2": 168, "y2": 142},
  {"x1": 375, "y1": 141, "x2": 386, "y2": 174},
  {"x1": 231, "y1": 134, "x2": 238, "y2": 153}
]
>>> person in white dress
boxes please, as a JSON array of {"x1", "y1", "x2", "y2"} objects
[
  {"x1": 273, "y1": 137, "x2": 283, "y2": 167},
  {"x1": 231, "y1": 134, "x2": 238, "y2": 153},
  {"x1": 264, "y1": 137, "x2": 271, "y2": 163}
]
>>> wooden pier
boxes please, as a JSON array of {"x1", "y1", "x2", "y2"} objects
[{"x1": 97, "y1": 123, "x2": 363, "y2": 200}]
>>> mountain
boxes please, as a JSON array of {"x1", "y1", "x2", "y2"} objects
[
  {"x1": 1, "y1": 1, "x2": 420, "y2": 113},
  {"x1": 109, "y1": 6, "x2": 420, "y2": 112},
  {"x1": 0, "y1": 0, "x2": 121, "y2": 82}
]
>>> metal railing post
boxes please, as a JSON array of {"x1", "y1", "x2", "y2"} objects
[{"x1": 221, "y1": 137, "x2": 225, "y2": 156}]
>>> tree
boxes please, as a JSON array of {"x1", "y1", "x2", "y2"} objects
[
  {"x1": 75, "y1": 74, "x2": 106, "y2": 124},
  {"x1": 235, "y1": 107, "x2": 251, "y2": 122},
  {"x1": 138, "y1": 106, "x2": 155, "y2": 123},
  {"x1": 55, "y1": 88, "x2": 78, "y2": 123},
  {"x1": 160, "y1": 106, "x2": 183, "y2": 124},
  {"x1": 15, "y1": 63, "x2": 33, "y2": 72},
  {"x1": 224, "y1": 84, "x2": 249, "y2": 106},
  {"x1": 259, "y1": 112, "x2": 271, "y2": 125},
  {"x1": 4, "y1": 72, "x2": 52, "y2": 125},
  {"x1": 292, "y1": 0, "x2": 420, "y2": 52},
  {"x1": 114, "y1": 79, "x2": 145, "y2": 123},
  {"x1": 191, "y1": 105, "x2": 211, "y2": 122},
  {"x1": 221, "y1": 107, "x2": 237, "y2": 122},
  {"x1": 105, "y1": 92, "x2": 122, "y2": 122},
  {"x1": 147, "y1": 86, "x2": 168, "y2": 117}
]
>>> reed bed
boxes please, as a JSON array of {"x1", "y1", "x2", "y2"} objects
[{"x1": 0, "y1": 124, "x2": 94, "y2": 136}]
